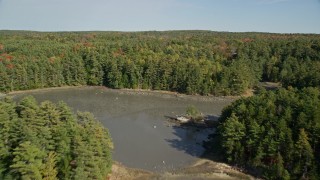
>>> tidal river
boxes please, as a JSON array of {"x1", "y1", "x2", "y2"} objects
[{"x1": 12, "y1": 86, "x2": 234, "y2": 172}]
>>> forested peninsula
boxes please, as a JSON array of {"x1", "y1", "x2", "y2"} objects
[
  {"x1": 207, "y1": 87, "x2": 320, "y2": 179},
  {"x1": 1, "y1": 31, "x2": 320, "y2": 179},
  {"x1": 0, "y1": 96, "x2": 112, "y2": 179}
]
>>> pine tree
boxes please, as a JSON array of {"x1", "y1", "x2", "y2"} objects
[
  {"x1": 85, "y1": 52, "x2": 104, "y2": 86},
  {"x1": 0, "y1": 63, "x2": 9, "y2": 92},
  {"x1": 10, "y1": 141, "x2": 45, "y2": 180},
  {"x1": 0, "y1": 102, "x2": 12, "y2": 178},
  {"x1": 275, "y1": 152, "x2": 290, "y2": 180},
  {"x1": 43, "y1": 151, "x2": 58, "y2": 180},
  {"x1": 219, "y1": 113, "x2": 246, "y2": 163},
  {"x1": 293, "y1": 129, "x2": 314, "y2": 179}
]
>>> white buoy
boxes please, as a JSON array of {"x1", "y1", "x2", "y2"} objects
[{"x1": 153, "y1": 125, "x2": 157, "y2": 128}]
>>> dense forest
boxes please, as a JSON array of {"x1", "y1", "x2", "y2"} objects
[
  {"x1": 0, "y1": 31, "x2": 319, "y2": 95},
  {"x1": 0, "y1": 96, "x2": 113, "y2": 179},
  {"x1": 206, "y1": 88, "x2": 320, "y2": 179},
  {"x1": 1, "y1": 30, "x2": 320, "y2": 179}
]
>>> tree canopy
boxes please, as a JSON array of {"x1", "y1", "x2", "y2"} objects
[
  {"x1": 207, "y1": 88, "x2": 320, "y2": 179},
  {"x1": 1, "y1": 30, "x2": 320, "y2": 179},
  {"x1": 0, "y1": 30, "x2": 319, "y2": 95},
  {"x1": 0, "y1": 96, "x2": 113, "y2": 180}
]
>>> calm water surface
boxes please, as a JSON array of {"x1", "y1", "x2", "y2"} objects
[{"x1": 13, "y1": 87, "x2": 233, "y2": 172}]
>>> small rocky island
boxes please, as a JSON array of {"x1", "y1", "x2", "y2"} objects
[{"x1": 169, "y1": 105, "x2": 220, "y2": 128}]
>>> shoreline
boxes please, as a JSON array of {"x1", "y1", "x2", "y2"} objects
[
  {"x1": 3, "y1": 86, "x2": 254, "y2": 179},
  {"x1": 110, "y1": 159, "x2": 254, "y2": 180},
  {"x1": 5, "y1": 85, "x2": 241, "y2": 102},
  {"x1": 6, "y1": 85, "x2": 86, "y2": 95}
]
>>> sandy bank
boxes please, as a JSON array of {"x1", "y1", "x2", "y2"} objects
[{"x1": 109, "y1": 159, "x2": 255, "y2": 180}]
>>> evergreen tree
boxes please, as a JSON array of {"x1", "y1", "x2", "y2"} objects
[
  {"x1": 43, "y1": 151, "x2": 58, "y2": 180},
  {"x1": 211, "y1": 88, "x2": 320, "y2": 179},
  {"x1": 293, "y1": 129, "x2": 314, "y2": 179},
  {"x1": 10, "y1": 141, "x2": 45, "y2": 180},
  {"x1": 0, "y1": 97, "x2": 113, "y2": 180},
  {"x1": 219, "y1": 113, "x2": 246, "y2": 163}
]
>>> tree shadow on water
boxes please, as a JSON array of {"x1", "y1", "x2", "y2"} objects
[{"x1": 164, "y1": 115, "x2": 220, "y2": 158}]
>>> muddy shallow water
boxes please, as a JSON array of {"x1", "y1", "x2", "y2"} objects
[{"x1": 12, "y1": 87, "x2": 234, "y2": 172}]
